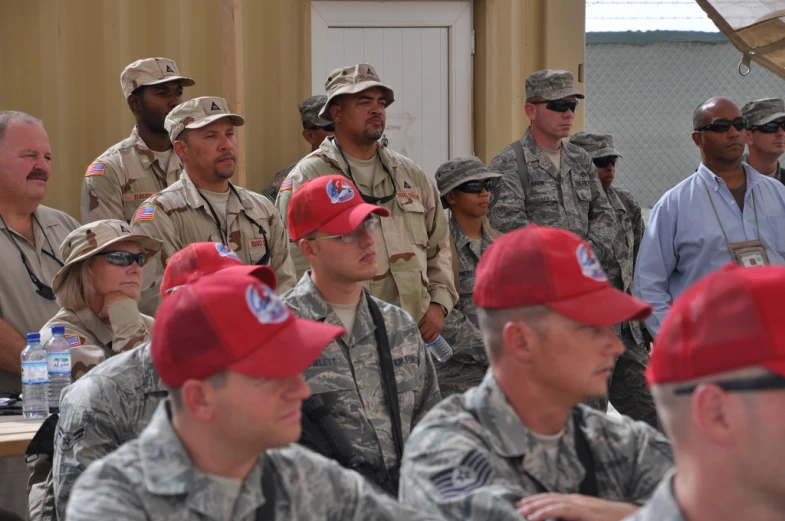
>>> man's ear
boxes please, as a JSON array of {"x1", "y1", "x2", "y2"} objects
[
  {"x1": 330, "y1": 103, "x2": 342, "y2": 124},
  {"x1": 302, "y1": 129, "x2": 317, "y2": 148},
  {"x1": 173, "y1": 139, "x2": 187, "y2": 160},
  {"x1": 691, "y1": 131, "x2": 703, "y2": 149},
  {"x1": 128, "y1": 95, "x2": 142, "y2": 115},
  {"x1": 524, "y1": 102, "x2": 537, "y2": 121},
  {"x1": 444, "y1": 190, "x2": 458, "y2": 206},
  {"x1": 501, "y1": 320, "x2": 536, "y2": 364}
]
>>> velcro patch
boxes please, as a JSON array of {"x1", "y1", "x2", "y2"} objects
[
  {"x1": 279, "y1": 175, "x2": 293, "y2": 192},
  {"x1": 65, "y1": 335, "x2": 83, "y2": 347},
  {"x1": 430, "y1": 448, "x2": 494, "y2": 498},
  {"x1": 396, "y1": 191, "x2": 421, "y2": 201},
  {"x1": 248, "y1": 238, "x2": 267, "y2": 249},
  {"x1": 57, "y1": 425, "x2": 86, "y2": 451},
  {"x1": 85, "y1": 162, "x2": 106, "y2": 177},
  {"x1": 133, "y1": 205, "x2": 157, "y2": 224},
  {"x1": 123, "y1": 192, "x2": 154, "y2": 202}
]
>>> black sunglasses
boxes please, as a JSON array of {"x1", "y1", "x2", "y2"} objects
[
  {"x1": 695, "y1": 117, "x2": 747, "y2": 133},
  {"x1": 531, "y1": 100, "x2": 579, "y2": 113},
  {"x1": 456, "y1": 179, "x2": 494, "y2": 194},
  {"x1": 750, "y1": 120, "x2": 785, "y2": 133},
  {"x1": 97, "y1": 251, "x2": 147, "y2": 267},
  {"x1": 674, "y1": 373, "x2": 785, "y2": 395},
  {"x1": 306, "y1": 123, "x2": 335, "y2": 132},
  {"x1": 593, "y1": 156, "x2": 617, "y2": 168}
]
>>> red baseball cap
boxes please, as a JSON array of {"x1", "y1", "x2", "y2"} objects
[
  {"x1": 473, "y1": 225, "x2": 651, "y2": 325},
  {"x1": 152, "y1": 267, "x2": 345, "y2": 387},
  {"x1": 287, "y1": 175, "x2": 390, "y2": 241},
  {"x1": 647, "y1": 264, "x2": 785, "y2": 385},
  {"x1": 160, "y1": 242, "x2": 276, "y2": 296}
]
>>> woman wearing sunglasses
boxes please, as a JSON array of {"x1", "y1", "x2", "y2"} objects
[{"x1": 39, "y1": 220, "x2": 162, "y2": 381}]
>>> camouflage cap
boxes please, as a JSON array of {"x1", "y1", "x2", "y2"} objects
[
  {"x1": 120, "y1": 57, "x2": 195, "y2": 100},
  {"x1": 165, "y1": 96, "x2": 245, "y2": 143},
  {"x1": 525, "y1": 69, "x2": 584, "y2": 101},
  {"x1": 319, "y1": 64, "x2": 395, "y2": 122},
  {"x1": 299, "y1": 95, "x2": 332, "y2": 128},
  {"x1": 570, "y1": 132, "x2": 623, "y2": 159},
  {"x1": 52, "y1": 220, "x2": 163, "y2": 293},
  {"x1": 434, "y1": 156, "x2": 502, "y2": 197},
  {"x1": 741, "y1": 98, "x2": 785, "y2": 127}
]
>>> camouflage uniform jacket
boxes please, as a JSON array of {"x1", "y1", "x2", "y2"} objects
[
  {"x1": 81, "y1": 127, "x2": 182, "y2": 223},
  {"x1": 399, "y1": 372, "x2": 673, "y2": 520},
  {"x1": 53, "y1": 342, "x2": 166, "y2": 520},
  {"x1": 438, "y1": 219, "x2": 491, "y2": 396},
  {"x1": 621, "y1": 470, "x2": 684, "y2": 521},
  {"x1": 132, "y1": 171, "x2": 297, "y2": 314},
  {"x1": 66, "y1": 401, "x2": 442, "y2": 521},
  {"x1": 276, "y1": 138, "x2": 458, "y2": 323},
  {"x1": 39, "y1": 300, "x2": 153, "y2": 381},
  {"x1": 282, "y1": 273, "x2": 441, "y2": 474},
  {"x1": 261, "y1": 162, "x2": 295, "y2": 203},
  {"x1": 487, "y1": 129, "x2": 624, "y2": 289}
]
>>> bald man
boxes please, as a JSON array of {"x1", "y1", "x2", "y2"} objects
[{"x1": 634, "y1": 97, "x2": 785, "y2": 337}]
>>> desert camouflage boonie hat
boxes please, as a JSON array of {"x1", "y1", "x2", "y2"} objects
[
  {"x1": 121, "y1": 57, "x2": 195, "y2": 99},
  {"x1": 741, "y1": 98, "x2": 785, "y2": 127},
  {"x1": 570, "y1": 132, "x2": 623, "y2": 159},
  {"x1": 52, "y1": 220, "x2": 163, "y2": 293},
  {"x1": 525, "y1": 69, "x2": 584, "y2": 101},
  {"x1": 299, "y1": 95, "x2": 332, "y2": 128},
  {"x1": 319, "y1": 63, "x2": 395, "y2": 121},
  {"x1": 435, "y1": 156, "x2": 502, "y2": 197},
  {"x1": 165, "y1": 97, "x2": 245, "y2": 143}
]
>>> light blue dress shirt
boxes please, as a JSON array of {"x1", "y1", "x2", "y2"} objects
[{"x1": 634, "y1": 162, "x2": 785, "y2": 335}]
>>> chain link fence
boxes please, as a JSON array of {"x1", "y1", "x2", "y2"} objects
[{"x1": 585, "y1": 34, "x2": 785, "y2": 215}]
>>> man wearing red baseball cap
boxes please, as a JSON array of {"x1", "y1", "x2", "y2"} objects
[
  {"x1": 623, "y1": 264, "x2": 785, "y2": 521},
  {"x1": 400, "y1": 225, "x2": 673, "y2": 521},
  {"x1": 66, "y1": 269, "x2": 437, "y2": 521},
  {"x1": 283, "y1": 175, "x2": 441, "y2": 495},
  {"x1": 48, "y1": 243, "x2": 274, "y2": 520}
]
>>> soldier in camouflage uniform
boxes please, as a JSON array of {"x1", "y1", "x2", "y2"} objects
[
  {"x1": 38, "y1": 220, "x2": 161, "y2": 380},
  {"x1": 399, "y1": 226, "x2": 673, "y2": 521},
  {"x1": 623, "y1": 265, "x2": 785, "y2": 521},
  {"x1": 49, "y1": 243, "x2": 276, "y2": 521},
  {"x1": 260, "y1": 95, "x2": 335, "y2": 202},
  {"x1": 741, "y1": 97, "x2": 785, "y2": 185},
  {"x1": 487, "y1": 69, "x2": 623, "y2": 292},
  {"x1": 276, "y1": 64, "x2": 458, "y2": 345},
  {"x1": 81, "y1": 58, "x2": 195, "y2": 224},
  {"x1": 283, "y1": 175, "x2": 441, "y2": 494},
  {"x1": 132, "y1": 96, "x2": 297, "y2": 314},
  {"x1": 433, "y1": 157, "x2": 501, "y2": 396},
  {"x1": 570, "y1": 132, "x2": 658, "y2": 428},
  {"x1": 66, "y1": 269, "x2": 436, "y2": 521}
]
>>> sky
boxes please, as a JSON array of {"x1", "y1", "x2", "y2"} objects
[{"x1": 586, "y1": 0, "x2": 720, "y2": 32}]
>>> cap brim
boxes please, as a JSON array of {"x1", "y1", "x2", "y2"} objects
[
  {"x1": 144, "y1": 76, "x2": 196, "y2": 88},
  {"x1": 541, "y1": 87, "x2": 585, "y2": 101},
  {"x1": 229, "y1": 317, "x2": 345, "y2": 379},
  {"x1": 757, "y1": 112, "x2": 785, "y2": 125},
  {"x1": 318, "y1": 203, "x2": 390, "y2": 237},
  {"x1": 319, "y1": 82, "x2": 396, "y2": 121},
  {"x1": 762, "y1": 358, "x2": 785, "y2": 379},
  {"x1": 186, "y1": 113, "x2": 246, "y2": 129},
  {"x1": 547, "y1": 286, "x2": 652, "y2": 326},
  {"x1": 439, "y1": 171, "x2": 502, "y2": 196},
  {"x1": 589, "y1": 148, "x2": 623, "y2": 159}
]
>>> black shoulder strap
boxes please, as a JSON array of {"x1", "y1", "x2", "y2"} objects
[
  {"x1": 572, "y1": 408, "x2": 598, "y2": 497},
  {"x1": 512, "y1": 139, "x2": 530, "y2": 199},
  {"x1": 255, "y1": 454, "x2": 277, "y2": 521},
  {"x1": 364, "y1": 290, "x2": 404, "y2": 461}
]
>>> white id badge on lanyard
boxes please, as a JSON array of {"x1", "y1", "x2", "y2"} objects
[{"x1": 729, "y1": 240, "x2": 770, "y2": 267}]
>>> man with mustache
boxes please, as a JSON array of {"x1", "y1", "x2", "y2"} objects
[
  {"x1": 741, "y1": 98, "x2": 785, "y2": 186},
  {"x1": 81, "y1": 58, "x2": 195, "y2": 224},
  {"x1": 0, "y1": 111, "x2": 79, "y2": 397},
  {"x1": 276, "y1": 64, "x2": 457, "y2": 347},
  {"x1": 132, "y1": 97, "x2": 297, "y2": 314},
  {"x1": 634, "y1": 97, "x2": 785, "y2": 337}
]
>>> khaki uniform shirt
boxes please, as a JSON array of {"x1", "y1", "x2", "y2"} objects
[
  {"x1": 621, "y1": 471, "x2": 684, "y2": 521},
  {"x1": 66, "y1": 401, "x2": 442, "y2": 521},
  {"x1": 0, "y1": 205, "x2": 79, "y2": 395},
  {"x1": 399, "y1": 372, "x2": 673, "y2": 520},
  {"x1": 39, "y1": 300, "x2": 153, "y2": 381},
  {"x1": 53, "y1": 342, "x2": 166, "y2": 521},
  {"x1": 131, "y1": 172, "x2": 296, "y2": 314},
  {"x1": 81, "y1": 128, "x2": 182, "y2": 223},
  {"x1": 276, "y1": 138, "x2": 458, "y2": 323},
  {"x1": 283, "y1": 273, "x2": 441, "y2": 474}
]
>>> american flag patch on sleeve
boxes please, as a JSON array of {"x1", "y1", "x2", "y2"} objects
[
  {"x1": 279, "y1": 176, "x2": 293, "y2": 192},
  {"x1": 65, "y1": 335, "x2": 83, "y2": 347},
  {"x1": 133, "y1": 205, "x2": 156, "y2": 223},
  {"x1": 85, "y1": 162, "x2": 106, "y2": 177}
]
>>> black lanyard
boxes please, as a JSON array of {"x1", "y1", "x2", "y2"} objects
[
  {"x1": 0, "y1": 213, "x2": 63, "y2": 301},
  {"x1": 332, "y1": 137, "x2": 397, "y2": 205}
]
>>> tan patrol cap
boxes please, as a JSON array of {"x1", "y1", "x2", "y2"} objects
[
  {"x1": 319, "y1": 64, "x2": 395, "y2": 122},
  {"x1": 121, "y1": 57, "x2": 195, "y2": 99},
  {"x1": 164, "y1": 97, "x2": 245, "y2": 143}
]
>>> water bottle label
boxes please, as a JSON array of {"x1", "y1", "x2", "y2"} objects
[
  {"x1": 22, "y1": 361, "x2": 49, "y2": 384},
  {"x1": 47, "y1": 352, "x2": 72, "y2": 374}
]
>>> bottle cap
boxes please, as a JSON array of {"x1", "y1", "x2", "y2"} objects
[
  {"x1": 51, "y1": 326, "x2": 65, "y2": 335},
  {"x1": 26, "y1": 332, "x2": 41, "y2": 343}
]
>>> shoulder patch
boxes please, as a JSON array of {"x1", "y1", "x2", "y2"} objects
[
  {"x1": 279, "y1": 175, "x2": 293, "y2": 192},
  {"x1": 85, "y1": 162, "x2": 106, "y2": 177},
  {"x1": 133, "y1": 204, "x2": 157, "y2": 224},
  {"x1": 430, "y1": 448, "x2": 494, "y2": 498},
  {"x1": 57, "y1": 425, "x2": 86, "y2": 451},
  {"x1": 65, "y1": 335, "x2": 83, "y2": 347}
]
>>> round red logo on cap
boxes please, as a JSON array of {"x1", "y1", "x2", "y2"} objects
[
  {"x1": 576, "y1": 243, "x2": 607, "y2": 282},
  {"x1": 326, "y1": 179, "x2": 355, "y2": 204},
  {"x1": 245, "y1": 284, "x2": 289, "y2": 324}
]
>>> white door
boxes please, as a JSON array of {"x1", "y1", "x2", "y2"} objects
[{"x1": 312, "y1": 1, "x2": 473, "y2": 179}]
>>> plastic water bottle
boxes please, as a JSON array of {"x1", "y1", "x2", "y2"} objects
[
  {"x1": 426, "y1": 335, "x2": 453, "y2": 362},
  {"x1": 45, "y1": 326, "x2": 72, "y2": 409},
  {"x1": 21, "y1": 332, "x2": 49, "y2": 419}
]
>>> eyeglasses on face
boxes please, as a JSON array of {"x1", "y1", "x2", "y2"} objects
[
  {"x1": 96, "y1": 251, "x2": 147, "y2": 267},
  {"x1": 456, "y1": 179, "x2": 494, "y2": 194},
  {"x1": 593, "y1": 156, "x2": 618, "y2": 168},
  {"x1": 530, "y1": 100, "x2": 579, "y2": 113},
  {"x1": 308, "y1": 215, "x2": 381, "y2": 244},
  {"x1": 695, "y1": 117, "x2": 747, "y2": 133},
  {"x1": 750, "y1": 120, "x2": 785, "y2": 134},
  {"x1": 673, "y1": 373, "x2": 785, "y2": 395}
]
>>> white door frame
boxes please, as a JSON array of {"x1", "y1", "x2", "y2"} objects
[{"x1": 311, "y1": 1, "x2": 473, "y2": 159}]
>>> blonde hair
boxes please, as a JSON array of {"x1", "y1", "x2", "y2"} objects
[{"x1": 55, "y1": 260, "x2": 95, "y2": 311}]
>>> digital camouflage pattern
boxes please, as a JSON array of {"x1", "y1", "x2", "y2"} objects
[
  {"x1": 298, "y1": 94, "x2": 331, "y2": 127},
  {"x1": 119, "y1": 57, "x2": 194, "y2": 100},
  {"x1": 487, "y1": 128, "x2": 624, "y2": 290},
  {"x1": 569, "y1": 132, "x2": 623, "y2": 160},
  {"x1": 319, "y1": 64, "x2": 395, "y2": 122},
  {"x1": 434, "y1": 156, "x2": 501, "y2": 196},
  {"x1": 276, "y1": 138, "x2": 458, "y2": 323},
  {"x1": 52, "y1": 342, "x2": 166, "y2": 520},
  {"x1": 399, "y1": 372, "x2": 673, "y2": 521},
  {"x1": 66, "y1": 401, "x2": 441, "y2": 521},
  {"x1": 609, "y1": 338, "x2": 659, "y2": 430},
  {"x1": 283, "y1": 274, "x2": 441, "y2": 474},
  {"x1": 741, "y1": 97, "x2": 785, "y2": 127},
  {"x1": 131, "y1": 172, "x2": 296, "y2": 314},
  {"x1": 525, "y1": 69, "x2": 585, "y2": 101},
  {"x1": 621, "y1": 471, "x2": 684, "y2": 521}
]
